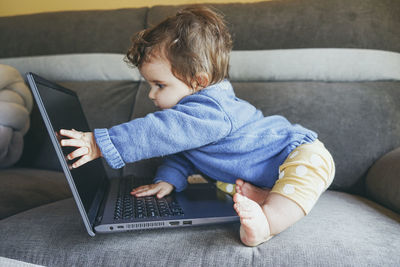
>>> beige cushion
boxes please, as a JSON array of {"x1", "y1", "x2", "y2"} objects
[{"x1": 0, "y1": 64, "x2": 32, "y2": 168}]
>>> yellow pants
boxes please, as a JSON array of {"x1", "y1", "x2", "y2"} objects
[{"x1": 217, "y1": 140, "x2": 335, "y2": 214}]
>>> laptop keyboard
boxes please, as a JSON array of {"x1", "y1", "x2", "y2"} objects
[{"x1": 114, "y1": 177, "x2": 184, "y2": 221}]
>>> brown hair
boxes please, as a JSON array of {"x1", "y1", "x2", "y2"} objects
[{"x1": 125, "y1": 6, "x2": 232, "y2": 89}]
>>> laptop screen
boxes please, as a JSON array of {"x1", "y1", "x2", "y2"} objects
[{"x1": 30, "y1": 75, "x2": 107, "y2": 220}]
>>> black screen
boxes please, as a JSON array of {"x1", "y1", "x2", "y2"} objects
[{"x1": 34, "y1": 78, "x2": 106, "y2": 215}]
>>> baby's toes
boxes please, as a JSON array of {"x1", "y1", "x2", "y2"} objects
[
  {"x1": 235, "y1": 185, "x2": 242, "y2": 194},
  {"x1": 234, "y1": 194, "x2": 260, "y2": 217},
  {"x1": 235, "y1": 193, "x2": 257, "y2": 207},
  {"x1": 236, "y1": 179, "x2": 244, "y2": 185}
]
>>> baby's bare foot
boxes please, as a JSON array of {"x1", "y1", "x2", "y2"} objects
[
  {"x1": 233, "y1": 193, "x2": 272, "y2": 247},
  {"x1": 235, "y1": 179, "x2": 270, "y2": 205}
]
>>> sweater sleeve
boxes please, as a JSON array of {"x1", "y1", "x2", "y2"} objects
[
  {"x1": 153, "y1": 153, "x2": 195, "y2": 192},
  {"x1": 94, "y1": 94, "x2": 232, "y2": 169}
]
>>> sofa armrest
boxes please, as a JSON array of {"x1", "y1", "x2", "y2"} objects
[{"x1": 366, "y1": 147, "x2": 400, "y2": 213}]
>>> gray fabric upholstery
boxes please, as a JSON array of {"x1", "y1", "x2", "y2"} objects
[
  {"x1": 131, "y1": 82, "x2": 156, "y2": 119},
  {"x1": 0, "y1": 54, "x2": 141, "y2": 82},
  {"x1": 148, "y1": 0, "x2": 400, "y2": 52},
  {"x1": 229, "y1": 49, "x2": 400, "y2": 82},
  {"x1": 17, "y1": 81, "x2": 139, "y2": 177},
  {"x1": 0, "y1": 168, "x2": 70, "y2": 219},
  {"x1": 1, "y1": 191, "x2": 399, "y2": 266},
  {"x1": 129, "y1": 81, "x2": 400, "y2": 192},
  {"x1": 0, "y1": 8, "x2": 147, "y2": 58},
  {"x1": 4, "y1": 49, "x2": 400, "y2": 83},
  {"x1": 234, "y1": 82, "x2": 400, "y2": 192},
  {"x1": 1, "y1": 0, "x2": 399, "y2": 59},
  {"x1": 0, "y1": 257, "x2": 44, "y2": 267},
  {"x1": 366, "y1": 147, "x2": 400, "y2": 213}
]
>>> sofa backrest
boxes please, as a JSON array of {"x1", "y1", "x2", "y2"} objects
[
  {"x1": 148, "y1": 0, "x2": 400, "y2": 53},
  {"x1": 0, "y1": 8, "x2": 147, "y2": 58},
  {"x1": 1, "y1": 0, "x2": 399, "y2": 58},
  {"x1": 1, "y1": 0, "x2": 400, "y2": 194}
]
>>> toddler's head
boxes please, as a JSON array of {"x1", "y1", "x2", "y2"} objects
[{"x1": 126, "y1": 6, "x2": 232, "y2": 90}]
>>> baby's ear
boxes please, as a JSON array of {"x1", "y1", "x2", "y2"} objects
[{"x1": 192, "y1": 72, "x2": 210, "y2": 91}]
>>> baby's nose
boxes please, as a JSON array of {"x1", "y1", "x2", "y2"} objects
[{"x1": 148, "y1": 87, "x2": 156, "y2": 100}]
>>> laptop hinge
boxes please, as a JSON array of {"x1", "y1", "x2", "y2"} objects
[{"x1": 88, "y1": 176, "x2": 109, "y2": 227}]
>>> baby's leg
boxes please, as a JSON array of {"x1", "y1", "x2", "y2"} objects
[
  {"x1": 233, "y1": 192, "x2": 304, "y2": 247},
  {"x1": 234, "y1": 140, "x2": 335, "y2": 246}
]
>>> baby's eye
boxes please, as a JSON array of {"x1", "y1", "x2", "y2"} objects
[{"x1": 156, "y1": 83, "x2": 165, "y2": 89}]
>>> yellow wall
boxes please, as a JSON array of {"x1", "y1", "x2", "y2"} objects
[{"x1": 0, "y1": 0, "x2": 267, "y2": 17}]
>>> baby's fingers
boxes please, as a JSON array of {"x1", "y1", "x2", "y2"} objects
[
  {"x1": 130, "y1": 186, "x2": 148, "y2": 195},
  {"x1": 156, "y1": 187, "x2": 171, "y2": 199},
  {"x1": 132, "y1": 186, "x2": 160, "y2": 197},
  {"x1": 67, "y1": 147, "x2": 89, "y2": 161},
  {"x1": 70, "y1": 155, "x2": 91, "y2": 169},
  {"x1": 60, "y1": 129, "x2": 82, "y2": 139},
  {"x1": 60, "y1": 138, "x2": 86, "y2": 148}
]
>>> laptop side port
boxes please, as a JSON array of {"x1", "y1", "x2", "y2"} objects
[
  {"x1": 169, "y1": 221, "x2": 180, "y2": 226},
  {"x1": 183, "y1": 221, "x2": 192, "y2": 225}
]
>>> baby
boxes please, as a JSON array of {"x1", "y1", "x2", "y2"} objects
[{"x1": 60, "y1": 6, "x2": 335, "y2": 246}]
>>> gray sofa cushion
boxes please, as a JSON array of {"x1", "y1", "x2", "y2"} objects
[
  {"x1": 0, "y1": 8, "x2": 147, "y2": 58},
  {"x1": 1, "y1": 191, "x2": 399, "y2": 266},
  {"x1": 0, "y1": 168, "x2": 70, "y2": 219},
  {"x1": 0, "y1": 54, "x2": 141, "y2": 82},
  {"x1": 366, "y1": 147, "x2": 400, "y2": 213},
  {"x1": 229, "y1": 49, "x2": 400, "y2": 82},
  {"x1": 17, "y1": 81, "x2": 139, "y2": 176},
  {"x1": 148, "y1": 0, "x2": 400, "y2": 53}
]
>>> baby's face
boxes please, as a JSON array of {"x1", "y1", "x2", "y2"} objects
[{"x1": 140, "y1": 56, "x2": 192, "y2": 110}]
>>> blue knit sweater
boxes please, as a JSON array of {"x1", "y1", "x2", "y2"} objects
[{"x1": 94, "y1": 80, "x2": 317, "y2": 191}]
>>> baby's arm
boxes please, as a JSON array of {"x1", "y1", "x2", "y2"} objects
[
  {"x1": 59, "y1": 129, "x2": 102, "y2": 168},
  {"x1": 131, "y1": 181, "x2": 174, "y2": 199}
]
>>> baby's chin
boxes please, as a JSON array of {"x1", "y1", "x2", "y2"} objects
[{"x1": 155, "y1": 104, "x2": 173, "y2": 110}]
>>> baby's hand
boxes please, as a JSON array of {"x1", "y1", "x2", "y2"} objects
[
  {"x1": 131, "y1": 181, "x2": 174, "y2": 199},
  {"x1": 59, "y1": 129, "x2": 102, "y2": 169}
]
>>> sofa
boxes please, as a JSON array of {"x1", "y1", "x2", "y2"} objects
[{"x1": 1, "y1": 0, "x2": 400, "y2": 266}]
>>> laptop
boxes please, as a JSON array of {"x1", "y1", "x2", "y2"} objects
[{"x1": 26, "y1": 73, "x2": 239, "y2": 236}]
